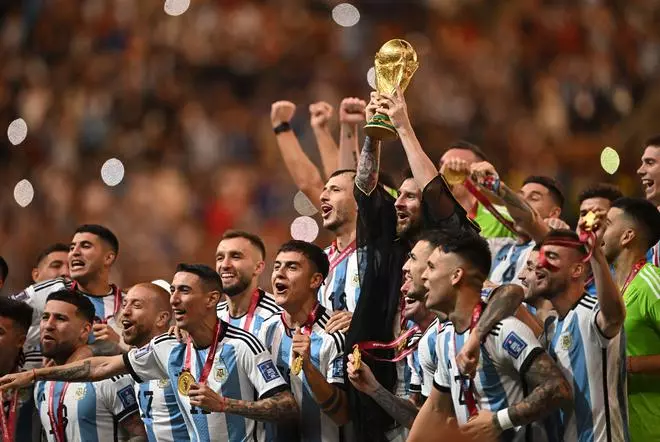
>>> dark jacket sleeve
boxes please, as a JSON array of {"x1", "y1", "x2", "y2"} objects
[{"x1": 422, "y1": 174, "x2": 481, "y2": 234}]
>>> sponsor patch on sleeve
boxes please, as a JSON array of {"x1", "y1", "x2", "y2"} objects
[
  {"x1": 331, "y1": 358, "x2": 344, "y2": 378},
  {"x1": 11, "y1": 291, "x2": 29, "y2": 302},
  {"x1": 117, "y1": 385, "x2": 137, "y2": 409},
  {"x1": 502, "y1": 331, "x2": 527, "y2": 359},
  {"x1": 134, "y1": 344, "x2": 152, "y2": 360},
  {"x1": 257, "y1": 360, "x2": 281, "y2": 383}
]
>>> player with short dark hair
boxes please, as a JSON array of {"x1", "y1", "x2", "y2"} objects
[
  {"x1": 638, "y1": 136, "x2": 660, "y2": 265},
  {"x1": 32, "y1": 243, "x2": 70, "y2": 283},
  {"x1": 0, "y1": 256, "x2": 8, "y2": 291}
]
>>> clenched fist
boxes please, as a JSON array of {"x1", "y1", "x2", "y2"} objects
[
  {"x1": 309, "y1": 101, "x2": 334, "y2": 129},
  {"x1": 271, "y1": 101, "x2": 296, "y2": 128},
  {"x1": 339, "y1": 97, "x2": 367, "y2": 125}
]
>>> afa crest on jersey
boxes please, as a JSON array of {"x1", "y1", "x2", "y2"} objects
[{"x1": 214, "y1": 357, "x2": 229, "y2": 382}]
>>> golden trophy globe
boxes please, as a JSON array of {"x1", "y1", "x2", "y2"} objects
[{"x1": 364, "y1": 39, "x2": 419, "y2": 141}]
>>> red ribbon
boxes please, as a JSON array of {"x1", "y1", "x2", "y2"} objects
[
  {"x1": 0, "y1": 390, "x2": 18, "y2": 442},
  {"x1": 621, "y1": 259, "x2": 647, "y2": 296},
  {"x1": 454, "y1": 303, "x2": 483, "y2": 418},
  {"x1": 241, "y1": 289, "x2": 262, "y2": 332},
  {"x1": 47, "y1": 382, "x2": 70, "y2": 442},
  {"x1": 183, "y1": 320, "x2": 223, "y2": 385},
  {"x1": 281, "y1": 303, "x2": 321, "y2": 337},
  {"x1": 355, "y1": 325, "x2": 421, "y2": 363},
  {"x1": 463, "y1": 179, "x2": 518, "y2": 236}
]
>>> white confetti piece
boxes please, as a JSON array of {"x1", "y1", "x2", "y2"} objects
[
  {"x1": 7, "y1": 118, "x2": 28, "y2": 146},
  {"x1": 367, "y1": 67, "x2": 376, "y2": 89},
  {"x1": 101, "y1": 158, "x2": 125, "y2": 186},
  {"x1": 290, "y1": 216, "x2": 319, "y2": 242},
  {"x1": 332, "y1": 3, "x2": 360, "y2": 27},
  {"x1": 14, "y1": 179, "x2": 34, "y2": 207},
  {"x1": 164, "y1": 0, "x2": 190, "y2": 16},
  {"x1": 293, "y1": 191, "x2": 319, "y2": 216},
  {"x1": 600, "y1": 146, "x2": 620, "y2": 175}
]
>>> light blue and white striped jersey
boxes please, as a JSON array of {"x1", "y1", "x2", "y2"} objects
[
  {"x1": 487, "y1": 238, "x2": 535, "y2": 286},
  {"x1": 216, "y1": 289, "x2": 282, "y2": 337},
  {"x1": 135, "y1": 378, "x2": 188, "y2": 442},
  {"x1": 546, "y1": 295, "x2": 628, "y2": 442},
  {"x1": 125, "y1": 322, "x2": 288, "y2": 442},
  {"x1": 34, "y1": 375, "x2": 138, "y2": 442},
  {"x1": 434, "y1": 315, "x2": 544, "y2": 427},
  {"x1": 258, "y1": 305, "x2": 346, "y2": 442},
  {"x1": 415, "y1": 317, "x2": 441, "y2": 397},
  {"x1": 11, "y1": 278, "x2": 123, "y2": 369},
  {"x1": 647, "y1": 240, "x2": 659, "y2": 266},
  {"x1": 319, "y1": 243, "x2": 364, "y2": 312}
]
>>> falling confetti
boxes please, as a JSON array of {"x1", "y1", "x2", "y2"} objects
[
  {"x1": 290, "y1": 216, "x2": 319, "y2": 242},
  {"x1": 600, "y1": 146, "x2": 620, "y2": 175},
  {"x1": 367, "y1": 67, "x2": 376, "y2": 90},
  {"x1": 14, "y1": 179, "x2": 34, "y2": 207},
  {"x1": 164, "y1": 0, "x2": 190, "y2": 16},
  {"x1": 7, "y1": 118, "x2": 28, "y2": 146},
  {"x1": 332, "y1": 3, "x2": 360, "y2": 27},
  {"x1": 293, "y1": 191, "x2": 318, "y2": 216},
  {"x1": 101, "y1": 158, "x2": 125, "y2": 186}
]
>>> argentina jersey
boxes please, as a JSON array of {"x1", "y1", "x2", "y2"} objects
[
  {"x1": 647, "y1": 240, "x2": 659, "y2": 266},
  {"x1": 124, "y1": 323, "x2": 288, "y2": 442},
  {"x1": 136, "y1": 378, "x2": 188, "y2": 442},
  {"x1": 319, "y1": 242, "x2": 364, "y2": 312},
  {"x1": 487, "y1": 238, "x2": 535, "y2": 286},
  {"x1": 258, "y1": 306, "x2": 346, "y2": 442},
  {"x1": 395, "y1": 324, "x2": 423, "y2": 399},
  {"x1": 34, "y1": 375, "x2": 138, "y2": 442},
  {"x1": 417, "y1": 317, "x2": 441, "y2": 397},
  {"x1": 216, "y1": 289, "x2": 281, "y2": 336},
  {"x1": 434, "y1": 316, "x2": 544, "y2": 427},
  {"x1": 546, "y1": 295, "x2": 628, "y2": 442}
]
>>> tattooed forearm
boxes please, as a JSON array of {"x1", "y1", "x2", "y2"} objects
[
  {"x1": 37, "y1": 361, "x2": 92, "y2": 382},
  {"x1": 498, "y1": 184, "x2": 535, "y2": 223},
  {"x1": 225, "y1": 391, "x2": 299, "y2": 422},
  {"x1": 355, "y1": 136, "x2": 381, "y2": 194},
  {"x1": 475, "y1": 285, "x2": 524, "y2": 340},
  {"x1": 509, "y1": 352, "x2": 572, "y2": 426},
  {"x1": 339, "y1": 123, "x2": 359, "y2": 170},
  {"x1": 370, "y1": 384, "x2": 420, "y2": 429}
]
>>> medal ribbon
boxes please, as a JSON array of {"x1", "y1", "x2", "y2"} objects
[
  {"x1": 47, "y1": 382, "x2": 70, "y2": 442},
  {"x1": 322, "y1": 240, "x2": 357, "y2": 301},
  {"x1": 242, "y1": 289, "x2": 262, "y2": 332},
  {"x1": 355, "y1": 325, "x2": 421, "y2": 363},
  {"x1": 281, "y1": 303, "x2": 321, "y2": 337},
  {"x1": 621, "y1": 259, "x2": 647, "y2": 296},
  {"x1": 0, "y1": 390, "x2": 18, "y2": 442},
  {"x1": 183, "y1": 320, "x2": 223, "y2": 385},
  {"x1": 463, "y1": 179, "x2": 518, "y2": 236},
  {"x1": 454, "y1": 302, "x2": 483, "y2": 418},
  {"x1": 71, "y1": 282, "x2": 122, "y2": 324}
]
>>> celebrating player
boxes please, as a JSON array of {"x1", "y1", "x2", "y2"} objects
[
  {"x1": 638, "y1": 135, "x2": 660, "y2": 264},
  {"x1": 31, "y1": 243, "x2": 70, "y2": 283}
]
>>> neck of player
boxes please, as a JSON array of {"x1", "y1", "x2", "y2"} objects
[
  {"x1": 227, "y1": 280, "x2": 259, "y2": 317},
  {"x1": 613, "y1": 246, "x2": 647, "y2": 288},
  {"x1": 284, "y1": 294, "x2": 318, "y2": 327},
  {"x1": 449, "y1": 288, "x2": 482, "y2": 334},
  {"x1": 76, "y1": 273, "x2": 112, "y2": 297},
  {"x1": 189, "y1": 314, "x2": 220, "y2": 349},
  {"x1": 550, "y1": 281, "x2": 585, "y2": 319},
  {"x1": 334, "y1": 224, "x2": 356, "y2": 252},
  {"x1": 0, "y1": 350, "x2": 20, "y2": 376}
]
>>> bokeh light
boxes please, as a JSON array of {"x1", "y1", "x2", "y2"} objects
[
  {"x1": 101, "y1": 158, "x2": 126, "y2": 186},
  {"x1": 7, "y1": 118, "x2": 28, "y2": 146},
  {"x1": 290, "y1": 216, "x2": 319, "y2": 242},
  {"x1": 164, "y1": 0, "x2": 190, "y2": 16},
  {"x1": 367, "y1": 67, "x2": 376, "y2": 90},
  {"x1": 332, "y1": 3, "x2": 360, "y2": 27},
  {"x1": 293, "y1": 191, "x2": 318, "y2": 216},
  {"x1": 600, "y1": 146, "x2": 620, "y2": 175},
  {"x1": 14, "y1": 179, "x2": 34, "y2": 207}
]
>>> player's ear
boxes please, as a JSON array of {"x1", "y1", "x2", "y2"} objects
[
  {"x1": 621, "y1": 228, "x2": 635, "y2": 248},
  {"x1": 254, "y1": 260, "x2": 266, "y2": 277},
  {"x1": 208, "y1": 290, "x2": 221, "y2": 309},
  {"x1": 104, "y1": 250, "x2": 116, "y2": 267},
  {"x1": 310, "y1": 273, "x2": 324, "y2": 291},
  {"x1": 450, "y1": 267, "x2": 464, "y2": 287},
  {"x1": 31, "y1": 267, "x2": 40, "y2": 283}
]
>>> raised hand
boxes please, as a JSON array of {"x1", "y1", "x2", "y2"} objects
[
  {"x1": 339, "y1": 97, "x2": 367, "y2": 125},
  {"x1": 309, "y1": 101, "x2": 334, "y2": 129},
  {"x1": 347, "y1": 353, "x2": 379, "y2": 394},
  {"x1": 365, "y1": 92, "x2": 379, "y2": 122},
  {"x1": 271, "y1": 100, "x2": 296, "y2": 128},
  {"x1": 374, "y1": 88, "x2": 411, "y2": 130}
]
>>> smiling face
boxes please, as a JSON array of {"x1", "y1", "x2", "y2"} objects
[
  {"x1": 169, "y1": 272, "x2": 219, "y2": 330},
  {"x1": 401, "y1": 240, "x2": 435, "y2": 302},
  {"x1": 121, "y1": 285, "x2": 171, "y2": 347},
  {"x1": 40, "y1": 300, "x2": 90, "y2": 360},
  {"x1": 638, "y1": 146, "x2": 660, "y2": 206},
  {"x1": 518, "y1": 249, "x2": 540, "y2": 302},
  {"x1": 394, "y1": 178, "x2": 422, "y2": 236},
  {"x1": 421, "y1": 248, "x2": 460, "y2": 313},
  {"x1": 271, "y1": 251, "x2": 323, "y2": 312},
  {"x1": 320, "y1": 173, "x2": 357, "y2": 232},
  {"x1": 69, "y1": 232, "x2": 115, "y2": 283},
  {"x1": 534, "y1": 245, "x2": 585, "y2": 301},
  {"x1": 33, "y1": 251, "x2": 70, "y2": 283},
  {"x1": 215, "y1": 237, "x2": 264, "y2": 297}
]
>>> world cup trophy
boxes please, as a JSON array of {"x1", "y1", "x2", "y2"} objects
[{"x1": 364, "y1": 39, "x2": 419, "y2": 141}]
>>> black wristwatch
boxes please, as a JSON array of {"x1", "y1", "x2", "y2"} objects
[{"x1": 273, "y1": 122, "x2": 292, "y2": 135}]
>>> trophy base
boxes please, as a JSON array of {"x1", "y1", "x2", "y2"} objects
[{"x1": 364, "y1": 114, "x2": 399, "y2": 141}]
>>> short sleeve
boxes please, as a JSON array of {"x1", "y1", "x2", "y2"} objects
[
  {"x1": 240, "y1": 344, "x2": 288, "y2": 400},
  {"x1": 123, "y1": 335, "x2": 172, "y2": 383},
  {"x1": 490, "y1": 317, "x2": 544, "y2": 375},
  {"x1": 590, "y1": 304, "x2": 618, "y2": 348},
  {"x1": 433, "y1": 331, "x2": 451, "y2": 390},
  {"x1": 407, "y1": 353, "x2": 422, "y2": 393},
  {"x1": 98, "y1": 376, "x2": 139, "y2": 422},
  {"x1": 324, "y1": 332, "x2": 346, "y2": 385}
]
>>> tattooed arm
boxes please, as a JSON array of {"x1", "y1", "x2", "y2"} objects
[
  {"x1": 302, "y1": 358, "x2": 350, "y2": 425},
  {"x1": 407, "y1": 385, "x2": 455, "y2": 442},
  {"x1": 221, "y1": 391, "x2": 299, "y2": 422},
  {"x1": 355, "y1": 136, "x2": 381, "y2": 195},
  {"x1": 338, "y1": 97, "x2": 365, "y2": 170},
  {"x1": 370, "y1": 384, "x2": 420, "y2": 429}
]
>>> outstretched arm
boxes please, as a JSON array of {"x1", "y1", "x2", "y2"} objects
[
  {"x1": 271, "y1": 100, "x2": 324, "y2": 208},
  {"x1": 309, "y1": 101, "x2": 339, "y2": 179},
  {"x1": 338, "y1": 97, "x2": 366, "y2": 170}
]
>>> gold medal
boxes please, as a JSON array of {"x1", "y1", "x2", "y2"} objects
[
  {"x1": 583, "y1": 211, "x2": 597, "y2": 231},
  {"x1": 291, "y1": 355, "x2": 303, "y2": 376},
  {"x1": 443, "y1": 169, "x2": 467, "y2": 186},
  {"x1": 178, "y1": 371, "x2": 195, "y2": 396},
  {"x1": 352, "y1": 345, "x2": 362, "y2": 371},
  {"x1": 397, "y1": 334, "x2": 408, "y2": 353}
]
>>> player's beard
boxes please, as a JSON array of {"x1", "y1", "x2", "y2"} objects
[
  {"x1": 224, "y1": 273, "x2": 253, "y2": 297},
  {"x1": 323, "y1": 208, "x2": 346, "y2": 232},
  {"x1": 41, "y1": 340, "x2": 77, "y2": 363},
  {"x1": 537, "y1": 274, "x2": 568, "y2": 301}
]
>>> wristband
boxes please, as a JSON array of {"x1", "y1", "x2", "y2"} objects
[
  {"x1": 32, "y1": 369, "x2": 38, "y2": 382},
  {"x1": 273, "y1": 122, "x2": 292, "y2": 135},
  {"x1": 496, "y1": 408, "x2": 514, "y2": 430}
]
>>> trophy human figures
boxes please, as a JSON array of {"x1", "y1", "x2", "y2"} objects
[{"x1": 364, "y1": 39, "x2": 419, "y2": 141}]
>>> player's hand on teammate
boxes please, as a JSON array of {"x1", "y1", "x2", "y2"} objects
[
  {"x1": 339, "y1": 97, "x2": 367, "y2": 125},
  {"x1": 292, "y1": 327, "x2": 312, "y2": 366},
  {"x1": 347, "y1": 353, "x2": 379, "y2": 394},
  {"x1": 168, "y1": 325, "x2": 190, "y2": 343},
  {"x1": 271, "y1": 101, "x2": 296, "y2": 128},
  {"x1": 0, "y1": 370, "x2": 36, "y2": 392},
  {"x1": 325, "y1": 310, "x2": 352, "y2": 334},
  {"x1": 309, "y1": 101, "x2": 334, "y2": 130},
  {"x1": 189, "y1": 383, "x2": 228, "y2": 413},
  {"x1": 93, "y1": 323, "x2": 121, "y2": 345}
]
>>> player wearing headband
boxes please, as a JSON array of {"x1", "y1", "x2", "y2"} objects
[
  {"x1": 638, "y1": 135, "x2": 660, "y2": 265},
  {"x1": 215, "y1": 230, "x2": 281, "y2": 336},
  {"x1": 12, "y1": 225, "x2": 126, "y2": 367},
  {"x1": 536, "y1": 229, "x2": 627, "y2": 442},
  {"x1": 259, "y1": 241, "x2": 350, "y2": 441},
  {"x1": 407, "y1": 233, "x2": 570, "y2": 442},
  {"x1": 598, "y1": 197, "x2": 660, "y2": 441}
]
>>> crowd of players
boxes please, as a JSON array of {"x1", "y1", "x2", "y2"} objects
[{"x1": 0, "y1": 90, "x2": 659, "y2": 442}]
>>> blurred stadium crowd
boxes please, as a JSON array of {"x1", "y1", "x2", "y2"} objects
[{"x1": 0, "y1": 0, "x2": 659, "y2": 292}]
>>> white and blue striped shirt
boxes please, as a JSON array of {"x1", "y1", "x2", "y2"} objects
[
  {"x1": 34, "y1": 375, "x2": 138, "y2": 442},
  {"x1": 487, "y1": 238, "x2": 535, "y2": 286},
  {"x1": 258, "y1": 305, "x2": 347, "y2": 442},
  {"x1": 135, "y1": 378, "x2": 188, "y2": 442},
  {"x1": 319, "y1": 244, "x2": 364, "y2": 313},
  {"x1": 546, "y1": 295, "x2": 628, "y2": 442},
  {"x1": 125, "y1": 323, "x2": 288, "y2": 442},
  {"x1": 434, "y1": 315, "x2": 544, "y2": 428},
  {"x1": 416, "y1": 317, "x2": 441, "y2": 398},
  {"x1": 647, "y1": 240, "x2": 659, "y2": 266},
  {"x1": 216, "y1": 289, "x2": 281, "y2": 337}
]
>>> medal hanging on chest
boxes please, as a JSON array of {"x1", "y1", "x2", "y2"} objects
[{"x1": 178, "y1": 320, "x2": 223, "y2": 396}]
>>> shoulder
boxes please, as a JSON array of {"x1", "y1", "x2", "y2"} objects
[
  {"x1": 634, "y1": 264, "x2": 660, "y2": 295},
  {"x1": 323, "y1": 330, "x2": 346, "y2": 355},
  {"x1": 224, "y1": 323, "x2": 267, "y2": 355},
  {"x1": 258, "y1": 291, "x2": 282, "y2": 315},
  {"x1": 216, "y1": 300, "x2": 228, "y2": 312},
  {"x1": 575, "y1": 294, "x2": 598, "y2": 315},
  {"x1": 260, "y1": 313, "x2": 283, "y2": 334},
  {"x1": 15, "y1": 277, "x2": 68, "y2": 299}
]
